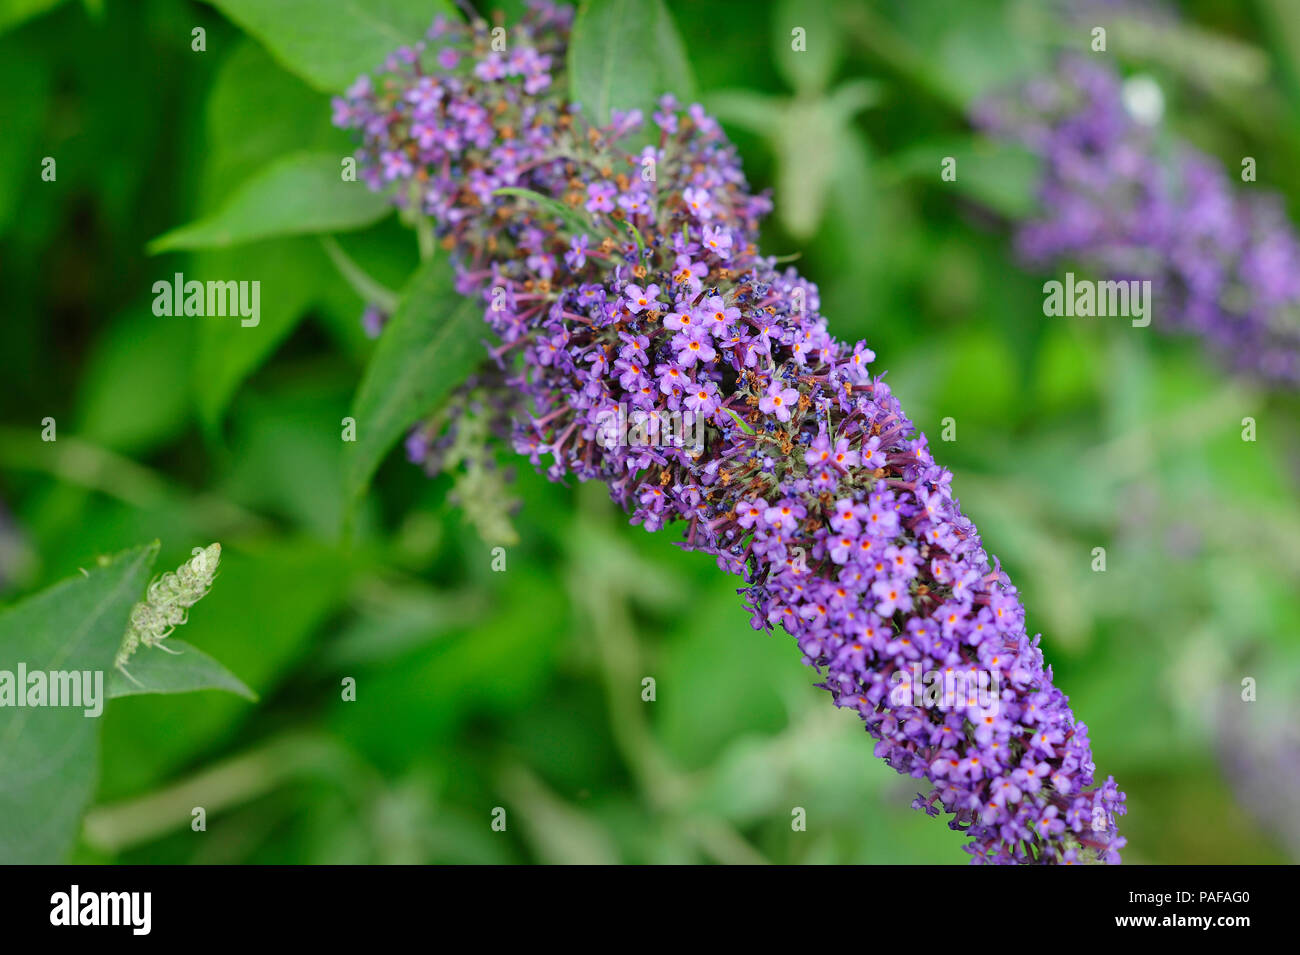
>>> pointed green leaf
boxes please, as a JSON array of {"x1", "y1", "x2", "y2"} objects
[
  {"x1": 492, "y1": 187, "x2": 599, "y2": 238},
  {"x1": 723, "y1": 407, "x2": 755, "y2": 435},
  {"x1": 190, "y1": 236, "x2": 337, "y2": 431},
  {"x1": 771, "y1": 0, "x2": 844, "y2": 95},
  {"x1": 149, "y1": 152, "x2": 390, "y2": 253},
  {"x1": 708, "y1": 89, "x2": 788, "y2": 137},
  {"x1": 568, "y1": 0, "x2": 695, "y2": 133},
  {"x1": 345, "y1": 257, "x2": 488, "y2": 501},
  {"x1": 0, "y1": 543, "x2": 158, "y2": 863},
  {"x1": 0, "y1": 0, "x2": 66, "y2": 37},
  {"x1": 201, "y1": 0, "x2": 458, "y2": 93},
  {"x1": 109, "y1": 640, "x2": 257, "y2": 702},
  {"x1": 885, "y1": 137, "x2": 1040, "y2": 220}
]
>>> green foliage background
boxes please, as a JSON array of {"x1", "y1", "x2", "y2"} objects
[{"x1": 1, "y1": 0, "x2": 1298, "y2": 864}]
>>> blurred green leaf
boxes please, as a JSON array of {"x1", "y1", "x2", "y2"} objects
[
  {"x1": 655, "y1": 584, "x2": 802, "y2": 771},
  {"x1": 149, "y1": 152, "x2": 390, "y2": 253},
  {"x1": 219, "y1": 377, "x2": 354, "y2": 537},
  {"x1": 190, "y1": 236, "x2": 336, "y2": 430},
  {"x1": 320, "y1": 235, "x2": 398, "y2": 314},
  {"x1": 568, "y1": 0, "x2": 695, "y2": 132},
  {"x1": 1108, "y1": 14, "x2": 1269, "y2": 90},
  {"x1": 886, "y1": 137, "x2": 1040, "y2": 219},
  {"x1": 712, "y1": 81, "x2": 878, "y2": 240},
  {"x1": 493, "y1": 187, "x2": 599, "y2": 238},
  {"x1": 76, "y1": 308, "x2": 193, "y2": 455},
  {"x1": 774, "y1": 93, "x2": 874, "y2": 239},
  {"x1": 345, "y1": 257, "x2": 486, "y2": 503},
  {"x1": 185, "y1": 40, "x2": 364, "y2": 430},
  {"x1": 0, "y1": 40, "x2": 49, "y2": 233},
  {"x1": 0, "y1": 0, "x2": 66, "y2": 36},
  {"x1": 0, "y1": 542, "x2": 158, "y2": 863},
  {"x1": 108, "y1": 639, "x2": 256, "y2": 701},
  {"x1": 322, "y1": 583, "x2": 483, "y2": 668},
  {"x1": 771, "y1": 0, "x2": 843, "y2": 95},
  {"x1": 707, "y1": 89, "x2": 786, "y2": 138},
  {"x1": 330, "y1": 573, "x2": 566, "y2": 769},
  {"x1": 202, "y1": 39, "x2": 353, "y2": 202},
  {"x1": 497, "y1": 763, "x2": 619, "y2": 864},
  {"x1": 201, "y1": 0, "x2": 457, "y2": 93}
]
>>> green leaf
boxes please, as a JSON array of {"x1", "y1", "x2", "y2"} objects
[
  {"x1": 0, "y1": 40, "x2": 50, "y2": 232},
  {"x1": 201, "y1": 38, "x2": 353, "y2": 204},
  {"x1": 774, "y1": 88, "x2": 877, "y2": 239},
  {"x1": 190, "y1": 236, "x2": 337, "y2": 431},
  {"x1": 108, "y1": 639, "x2": 256, "y2": 701},
  {"x1": 0, "y1": 0, "x2": 67, "y2": 36},
  {"x1": 76, "y1": 307, "x2": 193, "y2": 455},
  {"x1": 149, "y1": 152, "x2": 390, "y2": 253},
  {"x1": 0, "y1": 542, "x2": 158, "y2": 863},
  {"x1": 771, "y1": 0, "x2": 844, "y2": 95},
  {"x1": 711, "y1": 81, "x2": 879, "y2": 240},
  {"x1": 885, "y1": 137, "x2": 1040, "y2": 220},
  {"x1": 948, "y1": 140, "x2": 1040, "y2": 220},
  {"x1": 201, "y1": 0, "x2": 457, "y2": 92},
  {"x1": 723, "y1": 407, "x2": 754, "y2": 434},
  {"x1": 186, "y1": 40, "x2": 361, "y2": 431},
  {"x1": 1105, "y1": 14, "x2": 1269, "y2": 90},
  {"x1": 320, "y1": 235, "x2": 399, "y2": 314},
  {"x1": 345, "y1": 257, "x2": 488, "y2": 501},
  {"x1": 568, "y1": 0, "x2": 695, "y2": 133},
  {"x1": 492, "y1": 187, "x2": 598, "y2": 238},
  {"x1": 707, "y1": 89, "x2": 787, "y2": 138}
]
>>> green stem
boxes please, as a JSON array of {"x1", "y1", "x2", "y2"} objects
[
  {"x1": 82, "y1": 733, "x2": 373, "y2": 853},
  {"x1": 571, "y1": 485, "x2": 769, "y2": 865},
  {"x1": 0, "y1": 428, "x2": 268, "y2": 537},
  {"x1": 319, "y1": 236, "x2": 399, "y2": 313}
]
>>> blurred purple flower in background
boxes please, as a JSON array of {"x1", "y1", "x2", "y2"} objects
[
  {"x1": 974, "y1": 56, "x2": 1300, "y2": 386},
  {"x1": 1215, "y1": 689, "x2": 1300, "y2": 861},
  {"x1": 360, "y1": 303, "x2": 389, "y2": 339}
]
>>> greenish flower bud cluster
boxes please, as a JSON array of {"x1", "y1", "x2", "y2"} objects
[{"x1": 115, "y1": 543, "x2": 222, "y2": 671}]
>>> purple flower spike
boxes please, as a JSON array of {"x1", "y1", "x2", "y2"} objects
[{"x1": 335, "y1": 0, "x2": 1126, "y2": 864}]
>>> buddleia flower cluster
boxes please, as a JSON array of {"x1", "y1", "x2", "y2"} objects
[
  {"x1": 974, "y1": 55, "x2": 1300, "y2": 386},
  {"x1": 334, "y1": 1, "x2": 1126, "y2": 863},
  {"x1": 115, "y1": 543, "x2": 222, "y2": 672}
]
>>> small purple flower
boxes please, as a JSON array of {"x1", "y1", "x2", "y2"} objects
[
  {"x1": 671, "y1": 330, "x2": 716, "y2": 366},
  {"x1": 585, "y1": 180, "x2": 616, "y2": 214},
  {"x1": 805, "y1": 431, "x2": 834, "y2": 468},
  {"x1": 565, "y1": 234, "x2": 589, "y2": 270},
  {"x1": 624, "y1": 283, "x2": 661, "y2": 314},
  {"x1": 380, "y1": 149, "x2": 414, "y2": 181},
  {"x1": 682, "y1": 186, "x2": 712, "y2": 219},
  {"x1": 361, "y1": 303, "x2": 389, "y2": 338},
  {"x1": 764, "y1": 499, "x2": 806, "y2": 532},
  {"x1": 759, "y1": 381, "x2": 799, "y2": 421},
  {"x1": 736, "y1": 498, "x2": 767, "y2": 529},
  {"x1": 696, "y1": 295, "x2": 740, "y2": 336},
  {"x1": 683, "y1": 379, "x2": 720, "y2": 416},
  {"x1": 701, "y1": 224, "x2": 733, "y2": 259}
]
